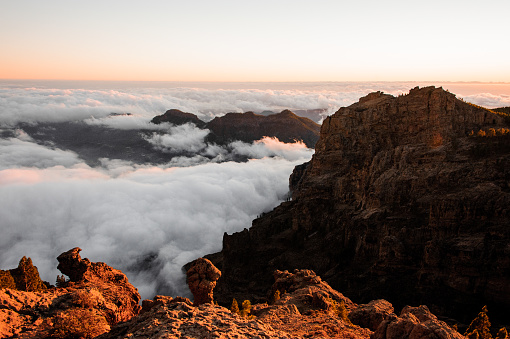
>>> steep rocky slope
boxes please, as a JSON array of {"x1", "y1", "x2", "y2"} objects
[{"x1": 211, "y1": 86, "x2": 510, "y2": 324}]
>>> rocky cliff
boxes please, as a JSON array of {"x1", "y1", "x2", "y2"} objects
[{"x1": 211, "y1": 86, "x2": 510, "y2": 324}]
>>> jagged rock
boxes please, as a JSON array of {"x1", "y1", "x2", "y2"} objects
[
  {"x1": 267, "y1": 269, "x2": 355, "y2": 312},
  {"x1": 212, "y1": 87, "x2": 510, "y2": 323},
  {"x1": 57, "y1": 247, "x2": 91, "y2": 282},
  {"x1": 349, "y1": 299, "x2": 394, "y2": 331},
  {"x1": 186, "y1": 257, "x2": 221, "y2": 306},
  {"x1": 372, "y1": 305, "x2": 465, "y2": 339},
  {"x1": 0, "y1": 248, "x2": 141, "y2": 338}
]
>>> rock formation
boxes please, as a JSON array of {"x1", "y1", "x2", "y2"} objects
[
  {"x1": 0, "y1": 248, "x2": 140, "y2": 338},
  {"x1": 349, "y1": 299, "x2": 394, "y2": 331},
  {"x1": 186, "y1": 257, "x2": 221, "y2": 306},
  {"x1": 209, "y1": 86, "x2": 510, "y2": 324},
  {"x1": 102, "y1": 269, "x2": 380, "y2": 339},
  {"x1": 372, "y1": 305, "x2": 465, "y2": 339},
  {"x1": 2, "y1": 254, "x2": 466, "y2": 338}
]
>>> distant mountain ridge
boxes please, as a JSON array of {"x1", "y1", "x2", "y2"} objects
[{"x1": 151, "y1": 109, "x2": 321, "y2": 148}]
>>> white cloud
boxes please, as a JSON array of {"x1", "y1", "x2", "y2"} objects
[
  {"x1": 144, "y1": 123, "x2": 210, "y2": 153},
  {"x1": 0, "y1": 134, "x2": 82, "y2": 170},
  {"x1": 460, "y1": 93, "x2": 510, "y2": 109},
  {"x1": 0, "y1": 154, "x2": 311, "y2": 299}
]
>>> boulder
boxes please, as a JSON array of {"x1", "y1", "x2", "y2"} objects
[
  {"x1": 350, "y1": 299, "x2": 395, "y2": 331},
  {"x1": 372, "y1": 305, "x2": 465, "y2": 339}
]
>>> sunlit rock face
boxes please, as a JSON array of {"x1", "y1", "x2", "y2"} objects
[
  {"x1": 211, "y1": 86, "x2": 510, "y2": 323},
  {"x1": 0, "y1": 248, "x2": 141, "y2": 338}
]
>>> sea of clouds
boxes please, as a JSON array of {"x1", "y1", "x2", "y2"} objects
[{"x1": 1, "y1": 81, "x2": 509, "y2": 299}]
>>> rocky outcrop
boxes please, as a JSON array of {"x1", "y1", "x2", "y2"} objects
[
  {"x1": 211, "y1": 87, "x2": 510, "y2": 324},
  {"x1": 0, "y1": 248, "x2": 140, "y2": 338},
  {"x1": 372, "y1": 305, "x2": 465, "y2": 339},
  {"x1": 349, "y1": 300, "x2": 395, "y2": 331},
  {"x1": 102, "y1": 269, "x2": 373, "y2": 339},
  {"x1": 150, "y1": 108, "x2": 206, "y2": 128},
  {"x1": 186, "y1": 257, "x2": 221, "y2": 306}
]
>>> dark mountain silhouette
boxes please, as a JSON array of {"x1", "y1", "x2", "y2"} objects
[
  {"x1": 151, "y1": 109, "x2": 321, "y2": 148},
  {"x1": 151, "y1": 109, "x2": 206, "y2": 128}
]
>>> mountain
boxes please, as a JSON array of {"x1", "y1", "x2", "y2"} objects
[
  {"x1": 150, "y1": 109, "x2": 206, "y2": 128},
  {"x1": 207, "y1": 86, "x2": 510, "y2": 324},
  {"x1": 151, "y1": 109, "x2": 322, "y2": 148}
]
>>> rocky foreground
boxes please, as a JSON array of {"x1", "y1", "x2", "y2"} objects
[{"x1": 1, "y1": 250, "x2": 473, "y2": 338}]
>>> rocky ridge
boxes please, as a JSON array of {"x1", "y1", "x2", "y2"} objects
[
  {"x1": 151, "y1": 108, "x2": 321, "y2": 148},
  {"x1": 209, "y1": 86, "x2": 510, "y2": 324}
]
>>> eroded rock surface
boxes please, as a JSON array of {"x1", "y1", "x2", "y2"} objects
[
  {"x1": 349, "y1": 299, "x2": 394, "y2": 331},
  {"x1": 103, "y1": 269, "x2": 373, "y2": 339},
  {"x1": 372, "y1": 305, "x2": 465, "y2": 339},
  {"x1": 0, "y1": 248, "x2": 140, "y2": 338},
  {"x1": 186, "y1": 257, "x2": 221, "y2": 306}
]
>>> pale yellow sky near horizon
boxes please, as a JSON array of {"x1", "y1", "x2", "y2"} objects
[{"x1": 1, "y1": 0, "x2": 509, "y2": 82}]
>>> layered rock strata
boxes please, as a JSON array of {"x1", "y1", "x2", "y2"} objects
[{"x1": 211, "y1": 87, "x2": 510, "y2": 323}]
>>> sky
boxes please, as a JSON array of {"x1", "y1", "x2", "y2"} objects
[{"x1": 1, "y1": 0, "x2": 509, "y2": 82}]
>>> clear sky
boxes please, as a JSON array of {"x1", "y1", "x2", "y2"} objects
[{"x1": 1, "y1": 0, "x2": 509, "y2": 82}]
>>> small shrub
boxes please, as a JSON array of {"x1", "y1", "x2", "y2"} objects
[
  {"x1": 326, "y1": 298, "x2": 352, "y2": 324},
  {"x1": 271, "y1": 290, "x2": 280, "y2": 304},
  {"x1": 51, "y1": 308, "x2": 109, "y2": 339},
  {"x1": 240, "y1": 300, "x2": 252, "y2": 318},
  {"x1": 464, "y1": 306, "x2": 492, "y2": 339},
  {"x1": 56, "y1": 275, "x2": 67, "y2": 287},
  {"x1": 230, "y1": 299, "x2": 240, "y2": 315},
  {"x1": 496, "y1": 328, "x2": 508, "y2": 339}
]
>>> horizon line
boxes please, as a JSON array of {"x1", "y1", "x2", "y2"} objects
[{"x1": 1, "y1": 78, "x2": 510, "y2": 85}]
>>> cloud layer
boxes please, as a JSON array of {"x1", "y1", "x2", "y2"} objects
[
  {"x1": 1, "y1": 80, "x2": 508, "y2": 300},
  {"x1": 0, "y1": 131, "x2": 313, "y2": 299}
]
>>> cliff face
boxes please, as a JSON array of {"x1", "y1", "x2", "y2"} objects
[{"x1": 213, "y1": 87, "x2": 510, "y2": 323}]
